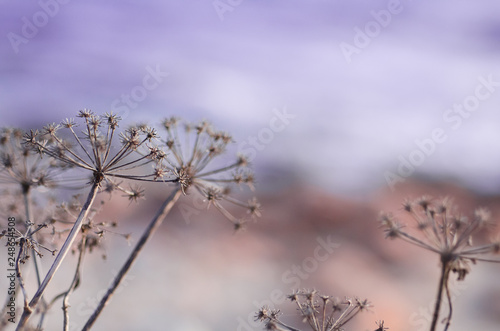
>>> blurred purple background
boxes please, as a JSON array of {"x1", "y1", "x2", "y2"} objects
[{"x1": 2, "y1": 1, "x2": 500, "y2": 330}]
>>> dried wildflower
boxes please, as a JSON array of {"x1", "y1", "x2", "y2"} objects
[
  {"x1": 81, "y1": 117, "x2": 261, "y2": 330},
  {"x1": 380, "y1": 196, "x2": 500, "y2": 331},
  {"x1": 0, "y1": 127, "x2": 63, "y2": 193},
  {"x1": 23, "y1": 110, "x2": 164, "y2": 187},
  {"x1": 158, "y1": 117, "x2": 260, "y2": 230},
  {"x1": 256, "y1": 289, "x2": 374, "y2": 331},
  {"x1": 374, "y1": 320, "x2": 388, "y2": 331},
  {"x1": 1, "y1": 219, "x2": 56, "y2": 313},
  {"x1": 122, "y1": 184, "x2": 145, "y2": 203},
  {"x1": 255, "y1": 306, "x2": 281, "y2": 322},
  {"x1": 379, "y1": 213, "x2": 404, "y2": 239},
  {"x1": 16, "y1": 111, "x2": 166, "y2": 328},
  {"x1": 0, "y1": 127, "x2": 67, "y2": 324},
  {"x1": 7, "y1": 223, "x2": 56, "y2": 263}
]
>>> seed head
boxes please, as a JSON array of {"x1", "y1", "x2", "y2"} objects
[
  {"x1": 158, "y1": 118, "x2": 260, "y2": 229},
  {"x1": 257, "y1": 289, "x2": 373, "y2": 331},
  {"x1": 0, "y1": 127, "x2": 62, "y2": 192},
  {"x1": 381, "y1": 196, "x2": 500, "y2": 281},
  {"x1": 24, "y1": 111, "x2": 165, "y2": 188}
]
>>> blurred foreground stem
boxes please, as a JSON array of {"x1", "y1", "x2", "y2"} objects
[
  {"x1": 82, "y1": 185, "x2": 182, "y2": 330},
  {"x1": 16, "y1": 183, "x2": 99, "y2": 330},
  {"x1": 430, "y1": 260, "x2": 451, "y2": 331}
]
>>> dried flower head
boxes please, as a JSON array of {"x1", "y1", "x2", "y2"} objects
[
  {"x1": 374, "y1": 320, "x2": 388, "y2": 331},
  {"x1": 380, "y1": 196, "x2": 500, "y2": 331},
  {"x1": 23, "y1": 110, "x2": 163, "y2": 188},
  {"x1": 0, "y1": 127, "x2": 63, "y2": 193},
  {"x1": 380, "y1": 196, "x2": 500, "y2": 280},
  {"x1": 256, "y1": 289, "x2": 374, "y2": 331},
  {"x1": 159, "y1": 117, "x2": 260, "y2": 229},
  {"x1": 4, "y1": 222, "x2": 56, "y2": 264},
  {"x1": 76, "y1": 117, "x2": 262, "y2": 330}
]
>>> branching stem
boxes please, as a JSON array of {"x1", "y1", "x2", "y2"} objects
[
  {"x1": 81, "y1": 186, "x2": 182, "y2": 330},
  {"x1": 16, "y1": 183, "x2": 99, "y2": 331},
  {"x1": 430, "y1": 260, "x2": 451, "y2": 331}
]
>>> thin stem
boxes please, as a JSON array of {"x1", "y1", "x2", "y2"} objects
[
  {"x1": 68, "y1": 126, "x2": 97, "y2": 168},
  {"x1": 443, "y1": 275, "x2": 452, "y2": 331},
  {"x1": 101, "y1": 141, "x2": 129, "y2": 170},
  {"x1": 321, "y1": 300, "x2": 327, "y2": 331},
  {"x1": 62, "y1": 234, "x2": 87, "y2": 331},
  {"x1": 21, "y1": 190, "x2": 43, "y2": 288},
  {"x1": 398, "y1": 232, "x2": 441, "y2": 254},
  {"x1": 273, "y1": 320, "x2": 301, "y2": 331},
  {"x1": 15, "y1": 191, "x2": 31, "y2": 311},
  {"x1": 105, "y1": 136, "x2": 148, "y2": 170},
  {"x1": 22, "y1": 189, "x2": 47, "y2": 330},
  {"x1": 187, "y1": 131, "x2": 201, "y2": 166},
  {"x1": 196, "y1": 161, "x2": 240, "y2": 178},
  {"x1": 430, "y1": 260, "x2": 450, "y2": 331},
  {"x1": 461, "y1": 244, "x2": 498, "y2": 255},
  {"x1": 84, "y1": 119, "x2": 100, "y2": 169},
  {"x1": 330, "y1": 303, "x2": 352, "y2": 329},
  {"x1": 16, "y1": 183, "x2": 99, "y2": 331},
  {"x1": 102, "y1": 125, "x2": 112, "y2": 164},
  {"x1": 52, "y1": 132, "x2": 95, "y2": 169},
  {"x1": 15, "y1": 242, "x2": 29, "y2": 309},
  {"x1": 81, "y1": 186, "x2": 182, "y2": 331},
  {"x1": 106, "y1": 173, "x2": 176, "y2": 183},
  {"x1": 294, "y1": 300, "x2": 316, "y2": 330},
  {"x1": 105, "y1": 153, "x2": 152, "y2": 173},
  {"x1": 338, "y1": 305, "x2": 360, "y2": 327}
]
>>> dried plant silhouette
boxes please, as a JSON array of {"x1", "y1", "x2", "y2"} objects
[
  {"x1": 255, "y1": 289, "x2": 385, "y2": 331},
  {"x1": 381, "y1": 196, "x2": 500, "y2": 331},
  {"x1": 83, "y1": 116, "x2": 259, "y2": 330},
  {"x1": 4, "y1": 112, "x2": 500, "y2": 331},
  {"x1": 15, "y1": 110, "x2": 162, "y2": 330},
  {"x1": 1, "y1": 111, "x2": 259, "y2": 330},
  {"x1": 0, "y1": 127, "x2": 64, "y2": 328}
]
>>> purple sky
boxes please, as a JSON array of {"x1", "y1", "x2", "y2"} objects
[{"x1": 2, "y1": 0, "x2": 500, "y2": 196}]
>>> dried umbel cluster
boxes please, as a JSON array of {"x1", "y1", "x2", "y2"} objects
[
  {"x1": 82, "y1": 115, "x2": 261, "y2": 330},
  {"x1": 1, "y1": 110, "x2": 260, "y2": 330},
  {"x1": 255, "y1": 289, "x2": 383, "y2": 331},
  {"x1": 22, "y1": 111, "x2": 260, "y2": 228},
  {"x1": 0, "y1": 127, "x2": 62, "y2": 193},
  {"x1": 0, "y1": 127, "x2": 63, "y2": 261},
  {"x1": 1, "y1": 120, "x2": 131, "y2": 269},
  {"x1": 23, "y1": 110, "x2": 163, "y2": 187},
  {"x1": 0, "y1": 191, "x2": 57, "y2": 262},
  {"x1": 159, "y1": 117, "x2": 260, "y2": 229},
  {"x1": 380, "y1": 196, "x2": 500, "y2": 331},
  {"x1": 381, "y1": 196, "x2": 500, "y2": 280},
  {"x1": 0, "y1": 127, "x2": 66, "y2": 325}
]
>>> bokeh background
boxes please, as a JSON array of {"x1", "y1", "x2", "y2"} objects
[{"x1": 1, "y1": 1, "x2": 500, "y2": 330}]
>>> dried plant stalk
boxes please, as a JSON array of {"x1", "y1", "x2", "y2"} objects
[
  {"x1": 62, "y1": 234, "x2": 87, "y2": 331},
  {"x1": 16, "y1": 183, "x2": 99, "y2": 330},
  {"x1": 381, "y1": 196, "x2": 500, "y2": 331},
  {"x1": 82, "y1": 186, "x2": 182, "y2": 330}
]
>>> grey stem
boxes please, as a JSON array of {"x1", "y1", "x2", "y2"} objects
[
  {"x1": 22, "y1": 189, "x2": 47, "y2": 329},
  {"x1": 62, "y1": 235, "x2": 87, "y2": 331},
  {"x1": 81, "y1": 186, "x2": 182, "y2": 330},
  {"x1": 430, "y1": 261, "x2": 449, "y2": 331},
  {"x1": 16, "y1": 183, "x2": 99, "y2": 331}
]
